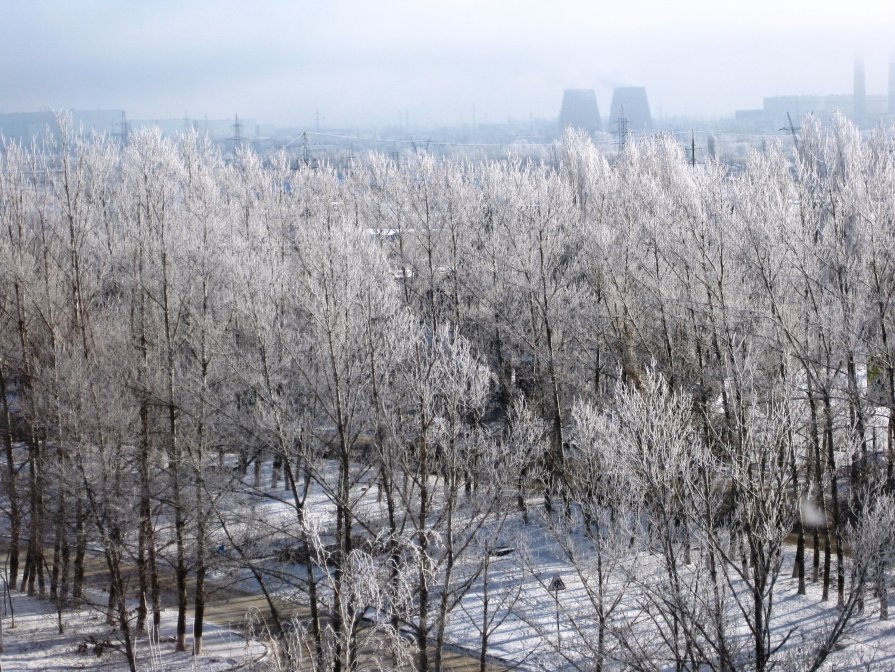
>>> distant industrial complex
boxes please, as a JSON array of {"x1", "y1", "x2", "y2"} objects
[
  {"x1": 2, "y1": 56, "x2": 894, "y2": 163},
  {"x1": 558, "y1": 86, "x2": 653, "y2": 136},
  {"x1": 0, "y1": 110, "x2": 264, "y2": 148},
  {"x1": 556, "y1": 58, "x2": 894, "y2": 137},
  {"x1": 732, "y1": 57, "x2": 895, "y2": 131}
]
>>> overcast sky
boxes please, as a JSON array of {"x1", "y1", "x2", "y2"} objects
[{"x1": 2, "y1": 0, "x2": 894, "y2": 128}]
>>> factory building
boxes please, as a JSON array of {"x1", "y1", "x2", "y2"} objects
[{"x1": 733, "y1": 57, "x2": 894, "y2": 131}]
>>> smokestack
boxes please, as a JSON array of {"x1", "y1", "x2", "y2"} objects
[
  {"x1": 890, "y1": 59, "x2": 895, "y2": 114},
  {"x1": 854, "y1": 56, "x2": 866, "y2": 125}
]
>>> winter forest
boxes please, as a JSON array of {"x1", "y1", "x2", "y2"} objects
[{"x1": 3, "y1": 113, "x2": 895, "y2": 671}]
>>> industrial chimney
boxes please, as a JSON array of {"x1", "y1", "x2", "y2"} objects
[
  {"x1": 854, "y1": 56, "x2": 867, "y2": 126},
  {"x1": 890, "y1": 58, "x2": 895, "y2": 114}
]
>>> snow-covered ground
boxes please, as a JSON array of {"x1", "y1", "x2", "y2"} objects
[
  {"x1": 0, "y1": 587, "x2": 266, "y2": 671},
  {"x1": 7, "y1": 451, "x2": 895, "y2": 671},
  {"x1": 207, "y1": 458, "x2": 895, "y2": 670},
  {"x1": 445, "y1": 519, "x2": 895, "y2": 670}
]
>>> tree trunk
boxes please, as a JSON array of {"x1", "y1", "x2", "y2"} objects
[
  {"x1": 0, "y1": 362, "x2": 21, "y2": 587},
  {"x1": 479, "y1": 558, "x2": 490, "y2": 672},
  {"x1": 879, "y1": 563, "x2": 889, "y2": 620},
  {"x1": 159, "y1": 215, "x2": 189, "y2": 653},
  {"x1": 806, "y1": 376, "x2": 828, "y2": 588},
  {"x1": 72, "y1": 498, "x2": 87, "y2": 604},
  {"x1": 194, "y1": 526, "x2": 206, "y2": 656},
  {"x1": 416, "y1": 432, "x2": 430, "y2": 672},
  {"x1": 23, "y1": 439, "x2": 45, "y2": 597},
  {"x1": 50, "y1": 488, "x2": 64, "y2": 601},
  {"x1": 107, "y1": 528, "x2": 138, "y2": 672},
  {"x1": 433, "y1": 482, "x2": 458, "y2": 672},
  {"x1": 822, "y1": 392, "x2": 845, "y2": 607}
]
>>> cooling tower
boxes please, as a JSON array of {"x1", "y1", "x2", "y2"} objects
[
  {"x1": 558, "y1": 89, "x2": 602, "y2": 134},
  {"x1": 608, "y1": 87, "x2": 653, "y2": 132}
]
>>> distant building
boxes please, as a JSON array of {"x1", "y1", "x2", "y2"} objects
[
  {"x1": 766, "y1": 94, "x2": 856, "y2": 121},
  {"x1": 0, "y1": 111, "x2": 56, "y2": 143},
  {"x1": 732, "y1": 57, "x2": 894, "y2": 131},
  {"x1": 735, "y1": 92, "x2": 888, "y2": 131},
  {"x1": 558, "y1": 89, "x2": 601, "y2": 134},
  {"x1": 608, "y1": 87, "x2": 652, "y2": 132},
  {"x1": 0, "y1": 109, "x2": 124, "y2": 144}
]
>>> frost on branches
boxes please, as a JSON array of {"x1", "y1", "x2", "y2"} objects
[{"x1": 1, "y1": 114, "x2": 895, "y2": 671}]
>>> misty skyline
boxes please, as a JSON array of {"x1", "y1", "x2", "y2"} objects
[{"x1": 3, "y1": 0, "x2": 895, "y2": 128}]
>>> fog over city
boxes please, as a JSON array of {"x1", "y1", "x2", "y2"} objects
[{"x1": 3, "y1": 0, "x2": 895, "y2": 127}]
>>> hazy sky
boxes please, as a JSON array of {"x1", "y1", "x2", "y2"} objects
[{"x1": 2, "y1": 0, "x2": 894, "y2": 128}]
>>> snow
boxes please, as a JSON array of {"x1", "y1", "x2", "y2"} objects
[
  {"x1": 8, "y1": 453, "x2": 895, "y2": 671},
  {"x1": 207, "y1": 457, "x2": 895, "y2": 670},
  {"x1": 440, "y1": 513, "x2": 895, "y2": 671},
  {"x1": 0, "y1": 573, "x2": 266, "y2": 671}
]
